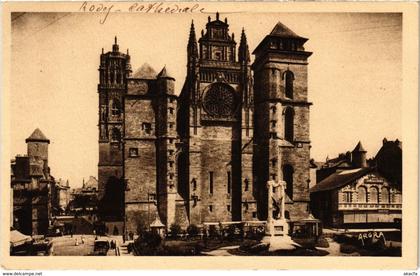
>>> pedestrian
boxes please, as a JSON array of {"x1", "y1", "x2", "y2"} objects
[
  {"x1": 81, "y1": 235, "x2": 85, "y2": 244},
  {"x1": 75, "y1": 238, "x2": 79, "y2": 246}
]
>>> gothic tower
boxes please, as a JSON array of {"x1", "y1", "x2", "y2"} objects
[
  {"x1": 252, "y1": 22, "x2": 312, "y2": 220},
  {"x1": 178, "y1": 14, "x2": 255, "y2": 224},
  {"x1": 98, "y1": 37, "x2": 131, "y2": 222}
]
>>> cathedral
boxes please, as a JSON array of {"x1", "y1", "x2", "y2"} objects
[{"x1": 97, "y1": 14, "x2": 313, "y2": 234}]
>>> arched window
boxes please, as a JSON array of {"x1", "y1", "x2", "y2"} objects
[
  {"x1": 111, "y1": 128, "x2": 121, "y2": 142},
  {"x1": 284, "y1": 107, "x2": 294, "y2": 142},
  {"x1": 270, "y1": 105, "x2": 276, "y2": 114},
  {"x1": 284, "y1": 71, "x2": 294, "y2": 99},
  {"x1": 111, "y1": 99, "x2": 121, "y2": 116},
  {"x1": 283, "y1": 164, "x2": 294, "y2": 200},
  {"x1": 393, "y1": 192, "x2": 402, "y2": 203},
  {"x1": 381, "y1": 187, "x2": 389, "y2": 203},
  {"x1": 116, "y1": 71, "x2": 121, "y2": 84},
  {"x1": 369, "y1": 186, "x2": 379, "y2": 203},
  {"x1": 357, "y1": 186, "x2": 367, "y2": 203}
]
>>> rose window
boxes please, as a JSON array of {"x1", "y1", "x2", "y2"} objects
[{"x1": 203, "y1": 83, "x2": 237, "y2": 117}]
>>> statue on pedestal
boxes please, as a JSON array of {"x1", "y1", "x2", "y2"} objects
[{"x1": 262, "y1": 180, "x2": 298, "y2": 251}]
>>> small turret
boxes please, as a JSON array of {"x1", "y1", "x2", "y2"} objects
[
  {"x1": 239, "y1": 28, "x2": 250, "y2": 64},
  {"x1": 187, "y1": 21, "x2": 198, "y2": 60},
  {"x1": 352, "y1": 141, "x2": 367, "y2": 168},
  {"x1": 157, "y1": 66, "x2": 175, "y2": 95},
  {"x1": 26, "y1": 128, "x2": 50, "y2": 177}
]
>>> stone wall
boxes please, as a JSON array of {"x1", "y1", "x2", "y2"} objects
[{"x1": 252, "y1": 37, "x2": 312, "y2": 222}]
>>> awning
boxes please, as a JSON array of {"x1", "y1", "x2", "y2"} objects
[{"x1": 10, "y1": 230, "x2": 32, "y2": 247}]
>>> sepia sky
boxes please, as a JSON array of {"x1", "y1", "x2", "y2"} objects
[{"x1": 10, "y1": 12, "x2": 402, "y2": 188}]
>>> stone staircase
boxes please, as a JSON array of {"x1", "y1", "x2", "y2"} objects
[{"x1": 118, "y1": 242, "x2": 132, "y2": 256}]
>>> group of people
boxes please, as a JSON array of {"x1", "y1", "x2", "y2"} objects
[{"x1": 74, "y1": 235, "x2": 85, "y2": 246}]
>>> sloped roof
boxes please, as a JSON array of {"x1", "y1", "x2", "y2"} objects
[
  {"x1": 157, "y1": 66, "x2": 174, "y2": 79},
  {"x1": 85, "y1": 176, "x2": 98, "y2": 189},
  {"x1": 26, "y1": 128, "x2": 49, "y2": 143},
  {"x1": 310, "y1": 167, "x2": 372, "y2": 193},
  {"x1": 270, "y1": 21, "x2": 302, "y2": 38},
  {"x1": 353, "y1": 141, "x2": 367, "y2": 152},
  {"x1": 132, "y1": 63, "x2": 157, "y2": 79}
]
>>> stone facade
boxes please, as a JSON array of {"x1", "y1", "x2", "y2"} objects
[
  {"x1": 177, "y1": 14, "x2": 254, "y2": 225},
  {"x1": 252, "y1": 22, "x2": 312, "y2": 221},
  {"x1": 97, "y1": 37, "x2": 130, "y2": 224},
  {"x1": 98, "y1": 16, "x2": 313, "y2": 233},
  {"x1": 11, "y1": 129, "x2": 54, "y2": 235},
  {"x1": 55, "y1": 179, "x2": 70, "y2": 214}
]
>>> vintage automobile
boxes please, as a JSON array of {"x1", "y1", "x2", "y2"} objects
[
  {"x1": 93, "y1": 239, "x2": 110, "y2": 256},
  {"x1": 32, "y1": 235, "x2": 53, "y2": 256}
]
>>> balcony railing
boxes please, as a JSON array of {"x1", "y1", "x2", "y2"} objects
[{"x1": 338, "y1": 202, "x2": 402, "y2": 210}]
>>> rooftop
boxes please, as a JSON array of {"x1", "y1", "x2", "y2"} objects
[
  {"x1": 26, "y1": 128, "x2": 49, "y2": 143},
  {"x1": 352, "y1": 141, "x2": 367, "y2": 152},
  {"x1": 132, "y1": 63, "x2": 157, "y2": 79},
  {"x1": 310, "y1": 167, "x2": 372, "y2": 193},
  {"x1": 269, "y1": 21, "x2": 303, "y2": 39}
]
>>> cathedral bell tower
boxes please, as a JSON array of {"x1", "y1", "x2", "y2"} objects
[
  {"x1": 178, "y1": 13, "x2": 255, "y2": 224},
  {"x1": 252, "y1": 22, "x2": 312, "y2": 221},
  {"x1": 98, "y1": 37, "x2": 131, "y2": 222}
]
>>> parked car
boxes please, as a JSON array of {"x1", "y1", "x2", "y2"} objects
[
  {"x1": 32, "y1": 235, "x2": 52, "y2": 256},
  {"x1": 93, "y1": 239, "x2": 110, "y2": 256}
]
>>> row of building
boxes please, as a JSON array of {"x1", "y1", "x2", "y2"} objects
[
  {"x1": 11, "y1": 128, "x2": 99, "y2": 235},
  {"x1": 11, "y1": 15, "x2": 402, "y2": 237},
  {"x1": 310, "y1": 139, "x2": 402, "y2": 228}
]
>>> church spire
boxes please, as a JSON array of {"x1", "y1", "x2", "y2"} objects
[
  {"x1": 112, "y1": 35, "x2": 119, "y2": 52},
  {"x1": 238, "y1": 28, "x2": 250, "y2": 63},
  {"x1": 187, "y1": 20, "x2": 198, "y2": 59}
]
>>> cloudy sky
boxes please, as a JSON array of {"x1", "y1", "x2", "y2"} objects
[{"x1": 10, "y1": 12, "x2": 402, "y2": 188}]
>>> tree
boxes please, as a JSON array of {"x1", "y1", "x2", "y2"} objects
[
  {"x1": 169, "y1": 223, "x2": 181, "y2": 239},
  {"x1": 187, "y1": 224, "x2": 199, "y2": 238}
]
